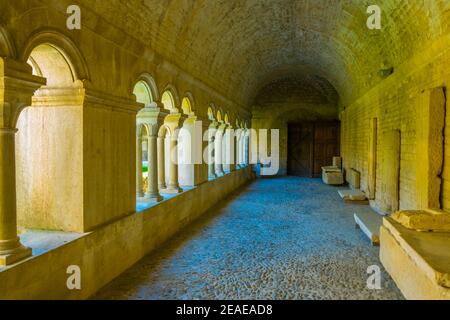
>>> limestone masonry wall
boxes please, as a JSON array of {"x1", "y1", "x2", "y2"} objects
[{"x1": 341, "y1": 36, "x2": 450, "y2": 213}]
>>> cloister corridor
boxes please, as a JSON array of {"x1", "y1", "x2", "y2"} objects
[
  {"x1": 94, "y1": 177, "x2": 403, "y2": 300},
  {"x1": 2, "y1": 0, "x2": 450, "y2": 301}
]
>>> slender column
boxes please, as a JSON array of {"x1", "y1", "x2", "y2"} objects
[
  {"x1": 136, "y1": 134, "x2": 144, "y2": 198},
  {"x1": 208, "y1": 123, "x2": 217, "y2": 179},
  {"x1": 145, "y1": 134, "x2": 162, "y2": 202},
  {"x1": 0, "y1": 59, "x2": 45, "y2": 266},
  {"x1": 237, "y1": 134, "x2": 243, "y2": 168},
  {"x1": 157, "y1": 136, "x2": 166, "y2": 189},
  {"x1": 163, "y1": 137, "x2": 183, "y2": 193},
  {"x1": 215, "y1": 127, "x2": 225, "y2": 176},
  {"x1": 245, "y1": 131, "x2": 250, "y2": 166},
  {"x1": 199, "y1": 121, "x2": 210, "y2": 184},
  {"x1": 229, "y1": 128, "x2": 236, "y2": 172},
  {"x1": 0, "y1": 128, "x2": 32, "y2": 266},
  {"x1": 222, "y1": 126, "x2": 230, "y2": 173}
]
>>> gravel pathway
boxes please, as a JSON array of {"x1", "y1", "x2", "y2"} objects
[{"x1": 93, "y1": 177, "x2": 404, "y2": 300}]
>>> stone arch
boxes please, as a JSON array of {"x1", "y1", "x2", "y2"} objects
[
  {"x1": 181, "y1": 96, "x2": 194, "y2": 116},
  {"x1": 158, "y1": 124, "x2": 172, "y2": 138},
  {"x1": 216, "y1": 109, "x2": 223, "y2": 122},
  {"x1": 133, "y1": 73, "x2": 159, "y2": 106},
  {"x1": 161, "y1": 84, "x2": 180, "y2": 112},
  {"x1": 0, "y1": 26, "x2": 17, "y2": 58},
  {"x1": 133, "y1": 80, "x2": 153, "y2": 109},
  {"x1": 138, "y1": 123, "x2": 150, "y2": 138},
  {"x1": 15, "y1": 31, "x2": 88, "y2": 232},
  {"x1": 207, "y1": 104, "x2": 216, "y2": 121},
  {"x1": 20, "y1": 29, "x2": 90, "y2": 82},
  {"x1": 182, "y1": 92, "x2": 196, "y2": 115}
]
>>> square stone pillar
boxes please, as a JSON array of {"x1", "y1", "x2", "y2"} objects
[{"x1": 82, "y1": 90, "x2": 142, "y2": 231}]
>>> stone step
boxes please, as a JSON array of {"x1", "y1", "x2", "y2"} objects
[{"x1": 354, "y1": 211, "x2": 383, "y2": 246}]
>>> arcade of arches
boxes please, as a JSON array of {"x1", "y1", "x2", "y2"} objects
[{"x1": 0, "y1": 1, "x2": 450, "y2": 300}]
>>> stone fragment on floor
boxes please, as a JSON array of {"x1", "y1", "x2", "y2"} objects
[
  {"x1": 354, "y1": 211, "x2": 383, "y2": 246},
  {"x1": 338, "y1": 189, "x2": 369, "y2": 204}
]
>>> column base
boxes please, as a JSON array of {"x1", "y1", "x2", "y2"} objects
[
  {"x1": 161, "y1": 186, "x2": 183, "y2": 194},
  {"x1": 137, "y1": 192, "x2": 145, "y2": 198},
  {"x1": 215, "y1": 171, "x2": 225, "y2": 177},
  {"x1": 0, "y1": 244, "x2": 32, "y2": 267},
  {"x1": 144, "y1": 194, "x2": 164, "y2": 202}
]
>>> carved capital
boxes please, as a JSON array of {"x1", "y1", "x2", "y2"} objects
[{"x1": 0, "y1": 58, "x2": 46, "y2": 129}]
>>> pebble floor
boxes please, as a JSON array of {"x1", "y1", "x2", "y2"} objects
[{"x1": 93, "y1": 177, "x2": 404, "y2": 300}]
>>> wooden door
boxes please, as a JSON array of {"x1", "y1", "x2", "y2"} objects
[
  {"x1": 288, "y1": 121, "x2": 340, "y2": 177},
  {"x1": 288, "y1": 123, "x2": 314, "y2": 177},
  {"x1": 313, "y1": 122, "x2": 340, "y2": 177}
]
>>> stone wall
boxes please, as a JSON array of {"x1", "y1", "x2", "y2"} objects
[
  {"x1": 0, "y1": 167, "x2": 255, "y2": 300},
  {"x1": 341, "y1": 36, "x2": 450, "y2": 213}
]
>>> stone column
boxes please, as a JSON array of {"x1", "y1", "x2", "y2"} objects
[
  {"x1": 157, "y1": 136, "x2": 166, "y2": 190},
  {"x1": 244, "y1": 130, "x2": 249, "y2": 166},
  {"x1": 236, "y1": 131, "x2": 242, "y2": 169},
  {"x1": 208, "y1": 122, "x2": 218, "y2": 179},
  {"x1": 145, "y1": 134, "x2": 163, "y2": 202},
  {"x1": 160, "y1": 112, "x2": 185, "y2": 194},
  {"x1": 0, "y1": 58, "x2": 45, "y2": 266},
  {"x1": 215, "y1": 123, "x2": 225, "y2": 176},
  {"x1": 136, "y1": 132, "x2": 144, "y2": 198},
  {"x1": 222, "y1": 124, "x2": 229, "y2": 173},
  {"x1": 198, "y1": 119, "x2": 211, "y2": 184},
  {"x1": 229, "y1": 126, "x2": 236, "y2": 172},
  {"x1": 236, "y1": 129, "x2": 242, "y2": 169},
  {"x1": 137, "y1": 103, "x2": 169, "y2": 196},
  {"x1": 0, "y1": 128, "x2": 32, "y2": 266},
  {"x1": 164, "y1": 137, "x2": 183, "y2": 193}
]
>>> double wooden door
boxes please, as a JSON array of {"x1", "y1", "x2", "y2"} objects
[{"x1": 287, "y1": 122, "x2": 340, "y2": 177}]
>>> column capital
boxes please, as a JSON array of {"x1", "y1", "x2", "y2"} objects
[
  {"x1": 0, "y1": 58, "x2": 46, "y2": 129},
  {"x1": 137, "y1": 107, "x2": 170, "y2": 136},
  {"x1": 208, "y1": 120, "x2": 220, "y2": 129}
]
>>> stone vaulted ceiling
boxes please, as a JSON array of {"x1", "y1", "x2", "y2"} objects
[{"x1": 81, "y1": 0, "x2": 450, "y2": 108}]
